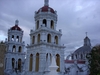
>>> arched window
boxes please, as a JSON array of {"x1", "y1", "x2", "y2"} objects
[
  {"x1": 51, "y1": 20, "x2": 54, "y2": 29},
  {"x1": 50, "y1": 54, "x2": 52, "y2": 64},
  {"x1": 18, "y1": 59, "x2": 21, "y2": 72},
  {"x1": 71, "y1": 54, "x2": 74, "y2": 60},
  {"x1": 55, "y1": 36, "x2": 58, "y2": 44},
  {"x1": 29, "y1": 54, "x2": 33, "y2": 71},
  {"x1": 56, "y1": 54, "x2": 60, "y2": 72},
  {"x1": 18, "y1": 46, "x2": 22, "y2": 52},
  {"x1": 12, "y1": 35, "x2": 14, "y2": 41},
  {"x1": 36, "y1": 21, "x2": 39, "y2": 29},
  {"x1": 43, "y1": 19, "x2": 47, "y2": 27},
  {"x1": 47, "y1": 34, "x2": 51, "y2": 43},
  {"x1": 12, "y1": 45, "x2": 16, "y2": 52},
  {"x1": 32, "y1": 36, "x2": 35, "y2": 44},
  {"x1": 35, "y1": 53, "x2": 39, "y2": 72},
  {"x1": 76, "y1": 54, "x2": 77, "y2": 59},
  {"x1": 81, "y1": 54, "x2": 83, "y2": 59},
  {"x1": 8, "y1": 36, "x2": 10, "y2": 41},
  {"x1": 37, "y1": 34, "x2": 40, "y2": 43},
  {"x1": 16, "y1": 36, "x2": 19, "y2": 42},
  {"x1": 46, "y1": 53, "x2": 48, "y2": 61},
  {"x1": 12, "y1": 58, "x2": 15, "y2": 69}
]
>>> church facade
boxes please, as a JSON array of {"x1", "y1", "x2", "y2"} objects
[{"x1": 4, "y1": 0, "x2": 90, "y2": 75}]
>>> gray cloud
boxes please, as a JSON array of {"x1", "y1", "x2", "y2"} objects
[{"x1": 0, "y1": 0, "x2": 100, "y2": 55}]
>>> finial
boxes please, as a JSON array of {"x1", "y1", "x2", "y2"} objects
[
  {"x1": 44, "y1": 0, "x2": 49, "y2": 6},
  {"x1": 86, "y1": 32, "x2": 87, "y2": 37},
  {"x1": 15, "y1": 20, "x2": 19, "y2": 25}
]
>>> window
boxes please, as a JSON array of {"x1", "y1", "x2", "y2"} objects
[
  {"x1": 35, "y1": 53, "x2": 39, "y2": 72},
  {"x1": 29, "y1": 54, "x2": 33, "y2": 71},
  {"x1": 12, "y1": 45, "x2": 16, "y2": 52},
  {"x1": 18, "y1": 46, "x2": 22, "y2": 52},
  {"x1": 55, "y1": 36, "x2": 58, "y2": 44},
  {"x1": 43, "y1": 19, "x2": 47, "y2": 27},
  {"x1": 32, "y1": 36, "x2": 35, "y2": 44},
  {"x1": 51, "y1": 20, "x2": 54, "y2": 29},
  {"x1": 37, "y1": 34, "x2": 40, "y2": 43},
  {"x1": 47, "y1": 34, "x2": 51, "y2": 43},
  {"x1": 18, "y1": 59, "x2": 21, "y2": 72},
  {"x1": 56, "y1": 54, "x2": 60, "y2": 72},
  {"x1": 12, "y1": 58, "x2": 15, "y2": 69}
]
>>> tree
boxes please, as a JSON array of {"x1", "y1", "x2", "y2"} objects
[{"x1": 87, "y1": 45, "x2": 100, "y2": 75}]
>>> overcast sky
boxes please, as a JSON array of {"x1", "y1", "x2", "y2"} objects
[{"x1": 0, "y1": 0, "x2": 100, "y2": 55}]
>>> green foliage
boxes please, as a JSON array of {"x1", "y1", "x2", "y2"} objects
[{"x1": 87, "y1": 45, "x2": 100, "y2": 75}]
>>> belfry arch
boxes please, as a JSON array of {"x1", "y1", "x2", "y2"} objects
[
  {"x1": 18, "y1": 59, "x2": 21, "y2": 72},
  {"x1": 47, "y1": 34, "x2": 51, "y2": 43},
  {"x1": 46, "y1": 53, "x2": 48, "y2": 61},
  {"x1": 56, "y1": 54, "x2": 60, "y2": 72},
  {"x1": 51, "y1": 20, "x2": 54, "y2": 29},
  {"x1": 12, "y1": 45, "x2": 16, "y2": 52},
  {"x1": 29, "y1": 54, "x2": 33, "y2": 71},
  {"x1": 12, "y1": 35, "x2": 14, "y2": 41},
  {"x1": 16, "y1": 36, "x2": 19, "y2": 42},
  {"x1": 35, "y1": 53, "x2": 39, "y2": 72},
  {"x1": 18, "y1": 46, "x2": 22, "y2": 52},
  {"x1": 55, "y1": 36, "x2": 58, "y2": 44},
  {"x1": 37, "y1": 34, "x2": 40, "y2": 43},
  {"x1": 12, "y1": 58, "x2": 15, "y2": 69},
  {"x1": 81, "y1": 54, "x2": 83, "y2": 59},
  {"x1": 32, "y1": 36, "x2": 35, "y2": 44},
  {"x1": 43, "y1": 19, "x2": 47, "y2": 27}
]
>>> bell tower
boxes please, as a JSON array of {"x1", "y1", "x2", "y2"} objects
[
  {"x1": 26, "y1": 0, "x2": 65, "y2": 73},
  {"x1": 5, "y1": 20, "x2": 25, "y2": 74}
]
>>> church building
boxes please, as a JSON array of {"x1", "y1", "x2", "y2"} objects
[
  {"x1": 4, "y1": 0, "x2": 65, "y2": 75},
  {"x1": 4, "y1": 0, "x2": 91, "y2": 75}
]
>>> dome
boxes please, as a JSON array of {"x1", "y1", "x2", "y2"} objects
[
  {"x1": 37, "y1": 6, "x2": 55, "y2": 14},
  {"x1": 11, "y1": 25, "x2": 22, "y2": 31},
  {"x1": 74, "y1": 46, "x2": 91, "y2": 54}
]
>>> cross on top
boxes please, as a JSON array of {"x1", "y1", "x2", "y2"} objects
[
  {"x1": 86, "y1": 32, "x2": 88, "y2": 37},
  {"x1": 15, "y1": 20, "x2": 19, "y2": 25},
  {"x1": 44, "y1": 0, "x2": 49, "y2": 6}
]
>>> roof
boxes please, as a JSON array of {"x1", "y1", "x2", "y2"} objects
[
  {"x1": 37, "y1": 6, "x2": 55, "y2": 14},
  {"x1": 74, "y1": 46, "x2": 91, "y2": 54},
  {"x1": 11, "y1": 25, "x2": 22, "y2": 31},
  {"x1": 65, "y1": 60, "x2": 85, "y2": 64},
  {"x1": 84, "y1": 36, "x2": 90, "y2": 40}
]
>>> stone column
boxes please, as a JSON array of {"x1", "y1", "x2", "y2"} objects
[
  {"x1": 14, "y1": 35, "x2": 16, "y2": 42},
  {"x1": 51, "y1": 34, "x2": 54, "y2": 44},
  {"x1": 47, "y1": 19, "x2": 50, "y2": 28},
  {"x1": 39, "y1": 19, "x2": 43, "y2": 27},
  {"x1": 35, "y1": 35, "x2": 37, "y2": 44},
  {"x1": 9, "y1": 35, "x2": 12, "y2": 41},
  {"x1": 60, "y1": 54, "x2": 64, "y2": 73},
  {"x1": 39, "y1": 53, "x2": 46, "y2": 72},
  {"x1": 54, "y1": 21, "x2": 56, "y2": 30},
  {"x1": 58, "y1": 36, "x2": 61, "y2": 45},
  {"x1": 26, "y1": 55, "x2": 30, "y2": 71}
]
